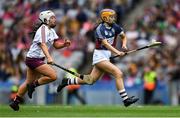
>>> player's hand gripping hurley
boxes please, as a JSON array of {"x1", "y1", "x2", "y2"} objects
[
  {"x1": 48, "y1": 62, "x2": 84, "y2": 79},
  {"x1": 110, "y1": 41, "x2": 162, "y2": 60}
]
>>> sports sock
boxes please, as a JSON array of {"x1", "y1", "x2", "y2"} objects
[
  {"x1": 119, "y1": 89, "x2": 128, "y2": 101},
  {"x1": 67, "y1": 78, "x2": 78, "y2": 85},
  {"x1": 14, "y1": 95, "x2": 23, "y2": 104}
]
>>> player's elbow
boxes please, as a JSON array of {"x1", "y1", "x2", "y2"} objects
[
  {"x1": 39, "y1": 42, "x2": 47, "y2": 48},
  {"x1": 102, "y1": 41, "x2": 108, "y2": 47}
]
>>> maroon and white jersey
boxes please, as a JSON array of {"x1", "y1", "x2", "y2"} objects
[{"x1": 27, "y1": 24, "x2": 58, "y2": 58}]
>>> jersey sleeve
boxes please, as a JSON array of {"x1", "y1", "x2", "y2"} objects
[
  {"x1": 52, "y1": 29, "x2": 59, "y2": 40},
  {"x1": 33, "y1": 25, "x2": 47, "y2": 44},
  {"x1": 114, "y1": 24, "x2": 124, "y2": 35},
  {"x1": 95, "y1": 25, "x2": 106, "y2": 40}
]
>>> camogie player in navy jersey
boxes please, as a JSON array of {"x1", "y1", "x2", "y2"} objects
[
  {"x1": 9, "y1": 10, "x2": 71, "y2": 111},
  {"x1": 57, "y1": 9, "x2": 139, "y2": 107}
]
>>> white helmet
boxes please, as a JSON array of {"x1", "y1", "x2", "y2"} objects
[{"x1": 39, "y1": 10, "x2": 55, "y2": 24}]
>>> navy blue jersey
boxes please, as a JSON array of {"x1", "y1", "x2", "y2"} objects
[{"x1": 95, "y1": 23, "x2": 124, "y2": 50}]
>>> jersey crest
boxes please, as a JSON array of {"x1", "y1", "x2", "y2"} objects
[{"x1": 105, "y1": 30, "x2": 108, "y2": 35}]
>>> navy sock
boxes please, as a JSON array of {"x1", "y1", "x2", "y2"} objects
[{"x1": 33, "y1": 80, "x2": 40, "y2": 87}]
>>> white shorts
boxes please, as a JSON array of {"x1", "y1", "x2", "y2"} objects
[{"x1": 92, "y1": 49, "x2": 111, "y2": 65}]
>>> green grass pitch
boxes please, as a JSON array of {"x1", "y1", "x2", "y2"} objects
[{"x1": 0, "y1": 105, "x2": 180, "y2": 117}]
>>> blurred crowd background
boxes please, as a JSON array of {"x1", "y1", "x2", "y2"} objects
[{"x1": 0, "y1": 0, "x2": 179, "y2": 106}]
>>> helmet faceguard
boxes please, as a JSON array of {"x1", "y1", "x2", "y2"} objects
[
  {"x1": 39, "y1": 10, "x2": 55, "y2": 24},
  {"x1": 100, "y1": 9, "x2": 116, "y2": 24}
]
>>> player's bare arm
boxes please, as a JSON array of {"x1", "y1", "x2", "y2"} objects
[
  {"x1": 39, "y1": 43, "x2": 53, "y2": 63},
  {"x1": 101, "y1": 39, "x2": 124, "y2": 56},
  {"x1": 10, "y1": 10, "x2": 63, "y2": 111},
  {"x1": 53, "y1": 39, "x2": 71, "y2": 49},
  {"x1": 119, "y1": 32, "x2": 127, "y2": 50}
]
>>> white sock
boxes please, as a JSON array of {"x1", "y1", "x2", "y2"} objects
[
  {"x1": 67, "y1": 78, "x2": 78, "y2": 85},
  {"x1": 119, "y1": 89, "x2": 128, "y2": 101}
]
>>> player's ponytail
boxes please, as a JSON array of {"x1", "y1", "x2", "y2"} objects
[
  {"x1": 94, "y1": 18, "x2": 103, "y2": 30},
  {"x1": 29, "y1": 19, "x2": 45, "y2": 39}
]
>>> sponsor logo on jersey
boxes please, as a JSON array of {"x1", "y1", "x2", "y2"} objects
[{"x1": 105, "y1": 30, "x2": 108, "y2": 36}]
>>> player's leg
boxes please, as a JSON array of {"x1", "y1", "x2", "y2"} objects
[
  {"x1": 27, "y1": 64, "x2": 57, "y2": 99},
  {"x1": 95, "y1": 60, "x2": 139, "y2": 107},
  {"x1": 35, "y1": 64, "x2": 57, "y2": 84},
  {"x1": 18, "y1": 69, "x2": 40, "y2": 97},
  {"x1": 82, "y1": 66, "x2": 104, "y2": 84},
  {"x1": 96, "y1": 61, "x2": 125, "y2": 90},
  {"x1": 9, "y1": 67, "x2": 40, "y2": 111},
  {"x1": 57, "y1": 66, "x2": 104, "y2": 92}
]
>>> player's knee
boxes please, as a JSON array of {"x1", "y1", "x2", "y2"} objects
[
  {"x1": 113, "y1": 70, "x2": 123, "y2": 79},
  {"x1": 49, "y1": 73, "x2": 57, "y2": 81}
]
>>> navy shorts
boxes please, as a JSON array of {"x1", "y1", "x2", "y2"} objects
[{"x1": 25, "y1": 57, "x2": 45, "y2": 70}]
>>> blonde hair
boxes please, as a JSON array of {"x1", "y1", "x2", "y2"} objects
[{"x1": 94, "y1": 18, "x2": 103, "y2": 29}]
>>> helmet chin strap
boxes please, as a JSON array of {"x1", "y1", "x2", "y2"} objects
[
  {"x1": 38, "y1": 18, "x2": 48, "y2": 25},
  {"x1": 46, "y1": 20, "x2": 49, "y2": 25}
]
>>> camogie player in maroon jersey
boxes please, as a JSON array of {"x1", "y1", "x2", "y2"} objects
[
  {"x1": 10, "y1": 10, "x2": 70, "y2": 111},
  {"x1": 57, "y1": 9, "x2": 139, "y2": 107}
]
